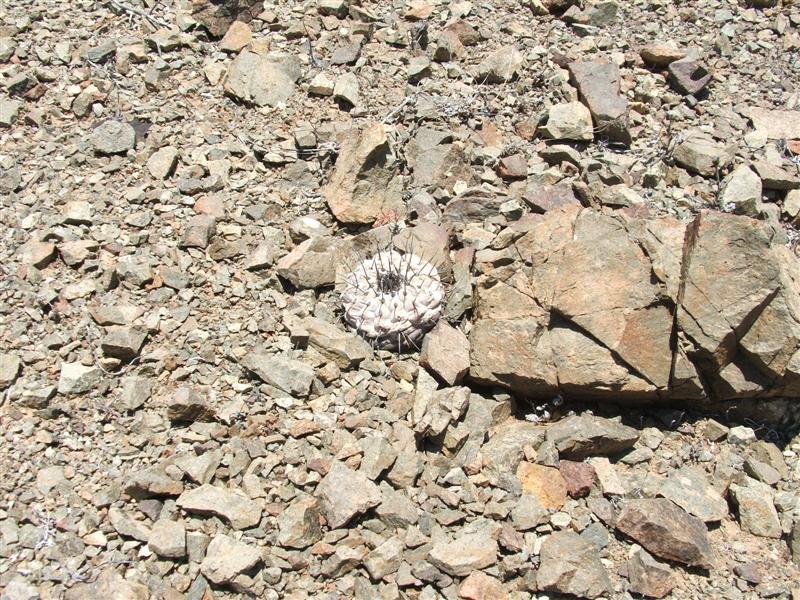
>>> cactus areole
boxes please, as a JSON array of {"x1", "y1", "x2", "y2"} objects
[{"x1": 341, "y1": 249, "x2": 444, "y2": 351}]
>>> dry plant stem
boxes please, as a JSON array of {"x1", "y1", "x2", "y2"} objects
[{"x1": 107, "y1": 0, "x2": 170, "y2": 28}]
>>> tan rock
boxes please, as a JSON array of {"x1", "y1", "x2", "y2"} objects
[
  {"x1": 516, "y1": 461, "x2": 568, "y2": 509},
  {"x1": 323, "y1": 123, "x2": 403, "y2": 224},
  {"x1": 420, "y1": 321, "x2": 470, "y2": 385},
  {"x1": 219, "y1": 21, "x2": 252, "y2": 52}
]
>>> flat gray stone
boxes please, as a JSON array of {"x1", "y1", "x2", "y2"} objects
[
  {"x1": 659, "y1": 466, "x2": 728, "y2": 522},
  {"x1": 92, "y1": 120, "x2": 136, "y2": 154},
  {"x1": 537, "y1": 530, "x2": 611, "y2": 599},
  {"x1": 545, "y1": 414, "x2": 639, "y2": 459},
  {"x1": 240, "y1": 351, "x2": 315, "y2": 397},
  {"x1": 177, "y1": 483, "x2": 262, "y2": 529},
  {"x1": 428, "y1": 532, "x2": 498, "y2": 577}
]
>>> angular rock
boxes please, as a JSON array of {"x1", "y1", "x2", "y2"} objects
[
  {"x1": 746, "y1": 107, "x2": 800, "y2": 140},
  {"x1": 729, "y1": 478, "x2": 781, "y2": 538},
  {"x1": 481, "y1": 420, "x2": 545, "y2": 472},
  {"x1": 148, "y1": 519, "x2": 186, "y2": 558},
  {"x1": 364, "y1": 536, "x2": 404, "y2": 581},
  {"x1": 276, "y1": 235, "x2": 341, "y2": 289},
  {"x1": 558, "y1": 460, "x2": 595, "y2": 498},
  {"x1": 18, "y1": 240, "x2": 56, "y2": 269},
  {"x1": 545, "y1": 414, "x2": 639, "y2": 459},
  {"x1": 568, "y1": 60, "x2": 631, "y2": 145},
  {"x1": 627, "y1": 549, "x2": 675, "y2": 599},
  {"x1": 314, "y1": 461, "x2": 382, "y2": 528},
  {"x1": 219, "y1": 20, "x2": 252, "y2": 52},
  {"x1": 510, "y1": 493, "x2": 547, "y2": 531},
  {"x1": 0, "y1": 352, "x2": 21, "y2": 386},
  {"x1": 428, "y1": 532, "x2": 498, "y2": 577},
  {"x1": 476, "y1": 45, "x2": 523, "y2": 83},
  {"x1": 639, "y1": 43, "x2": 685, "y2": 67},
  {"x1": 720, "y1": 165, "x2": 763, "y2": 216},
  {"x1": 57, "y1": 362, "x2": 103, "y2": 395},
  {"x1": 177, "y1": 484, "x2": 262, "y2": 529},
  {"x1": 539, "y1": 102, "x2": 594, "y2": 141},
  {"x1": 323, "y1": 123, "x2": 403, "y2": 224},
  {"x1": 146, "y1": 146, "x2": 178, "y2": 179},
  {"x1": 65, "y1": 568, "x2": 148, "y2": 600},
  {"x1": 224, "y1": 50, "x2": 300, "y2": 107},
  {"x1": 277, "y1": 495, "x2": 323, "y2": 549},
  {"x1": 240, "y1": 351, "x2": 314, "y2": 397},
  {"x1": 109, "y1": 507, "x2": 151, "y2": 542},
  {"x1": 668, "y1": 58, "x2": 711, "y2": 95},
  {"x1": 180, "y1": 214, "x2": 216, "y2": 249},
  {"x1": 168, "y1": 386, "x2": 216, "y2": 423},
  {"x1": 537, "y1": 530, "x2": 611, "y2": 599},
  {"x1": 616, "y1": 498, "x2": 713, "y2": 568},
  {"x1": 673, "y1": 130, "x2": 730, "y2": 177},
  {"x1": 458, "y1": 571, "x2": 506, "y2": 600},
  {"x1": 419, "y1": 321, "x2": 470, "y2": 385},
  {"x1": 297, "y1": 316, "x2": 371, "y2": 369},
  {"x1": 100, "y1": 325, "x2": 147, "y2": 361},
  {"x1": 516, "y1": 461, "x2": 567, "y2": 509},
  {"x1": 659, "y1": 466, "x2": 727, "y2": 522},
  {"x1": 200, "y1": 534, "x2": 262, "y2": 585},
  {"x1": 333, "y1": 72, "x2": 360, "y2": 107}
]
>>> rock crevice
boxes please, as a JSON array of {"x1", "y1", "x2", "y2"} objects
[{"x1": 469, "y1": 207, "x2": 800, "y2": 404}]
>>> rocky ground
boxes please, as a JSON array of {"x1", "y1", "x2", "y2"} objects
[{"x1": 2, "y1": 0, "x2": 800, "y2": 598}]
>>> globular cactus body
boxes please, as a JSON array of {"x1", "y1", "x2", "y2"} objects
[{"x1": 341, "y1": 249, "x2": 444, "y2": 351}]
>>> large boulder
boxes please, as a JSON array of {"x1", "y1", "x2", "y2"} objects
[{"x1": 468, "y1": 206, "x2": 800, "y2": 406}]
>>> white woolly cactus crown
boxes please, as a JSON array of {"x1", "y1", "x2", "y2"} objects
[{"x1": 341, "y1": 248, "x2": 445, "y2": 351}]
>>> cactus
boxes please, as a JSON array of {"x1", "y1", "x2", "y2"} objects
[{"x1": 341, "y1": 248, "x2": 444, "y2": 351}]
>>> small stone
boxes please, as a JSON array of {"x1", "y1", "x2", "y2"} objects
[
  {"x1": 177, "y1": 484, "x2": 262, "y2": 529},
  {"x1": 92, "y1": 120, "x2": 136, "y2": 154},
  {"x1": 168, "y1": 386, "x2": 216, "y2": 423},
  {"x1": 537, "y1": 530, "x2": 611, "y2": 599},
  {"x1": 333, "y1": 72, "x2": 360, "y2": 107},
  {"x1": 428, "y1": 532, "x2": 498, "y2": 577},
  {"x1": 516, "y1": 461, "x2": 568, "y2": 509},
  {"x1": 673, "y1": 130, "x2": 730, "y2": 177},
  {"x1": 364, "y1": 536, "x2": 404, "y2": 581},
  {"x1": 180, "y1": 214, "x2": 216, "y2": 248},
  {"x1": 0, "y1": 98, "x2": 21, "y2": 127},
  {"x1": 458, "y1": 571, "x2": 506, "y2": 600},
  {"x1": 728, "y1": 425, "x2": 757, "y2": 445},
  {"x1": 18, "y1": 240, "x2": 56, "y2": 269},
  {"x1": 558, "y1": 460, "x2": 595, "y2": 498},
  {"x1": 315, "y1": 461, "x2": 382, "y2": 528},
  {"x1": 58, "y1": 362, "x2": 103, "y2": 395},
  {"x1": 790, "y1": 520, "x2": 800, "y2": 565},
  {"x1": 298, "y1": 316, "x2": 372, "y2": 369},
  {"x1": 419, "y1": 321, "x2": 470, "y2": 385},
  {"x1": 308, "y1": 72, "x2": 335, "y2": 96},
  {"x1": 588, "y1": 457, "x2": 626, "y2": 496},
  {"x1": 510, "y1": 493, "x2": 547, "y2": 531},
  {"x1": 200, "y1": 534, "x2": 262, "y2": 585},
  {"x1": 146, "y1": 146, "x2": 178, "y2": 179},
  {"x1": 219, "y1": 21, "x2": 252, "y2": 52},
  {"x1": 318, "y1": 0, "x2": 349, "y2": 17},
  {"x1": 540, "y1": 102, "x2": 594, "y2": 141},
  {"x1": 616, "y1": 498, "x2": 713, "y2": 568},
  {"x1": 240, "y1": 351, "x2": 315, "y2": 397},
  {"x1": 497, "y1": 154, "x2": 528, "y2": 180},
  {"x1": 668, "y1": 58, "x2": 711, "y2": 95},
  {"x1": 175, "y1": 449, "x2": 222, "y2": 484},
  {"x1": 100, "y1": 325, "x2": 147, "y2": 361},
  {"x1": 720, "y1": 165, "x2": 763, "y2": 216},
  {"x1": 118, "y1": 376, "x2": 152, "y2": 411},
  {"x1": 148, "y1": 519, "x2": 186, "y2": 558},
  {"x1": 639, "y1": 43, "x2": 685, "y2": 67},
  {"x1": 331, "y1": 43, "x2": 361, "y2": 66},
  {"x1": 627, "y1": 548, "x2": 675, "y2": 598},
  {"x1": 729, "y1": 479, "x2": 781, "y2": 539},
  {"x1": 277, "y1": 495, "x2": 323, "y2": 549},
  {"x1": 752, "y1": 160, "x2": 800, "y2": 191},
  {"x1": 476, "y1": 45, "x2": 523, "y2": 83},
  {"x1": 108, "y1": 507, "x2": 150, "y2": 542},
  {"x1": 408, "y1": 55, "x2": 432, "y2": 84},
  {"x1": 546, "y1": 414, "x2": 639, "y2": 459},
  {"x1": 224, "y1": 50, "x2": 299, "y2": 107},
  {"x1": 0, "y1": 352, "x2": 21, "y2": 386},
  {"x1": 659, "y1": 466, "x2": 728, "y2": 522}
]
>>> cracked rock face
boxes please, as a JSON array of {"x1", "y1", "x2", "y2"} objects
[{"x1": 469, "y1": 206, "x2": 800, "y2": 405}]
